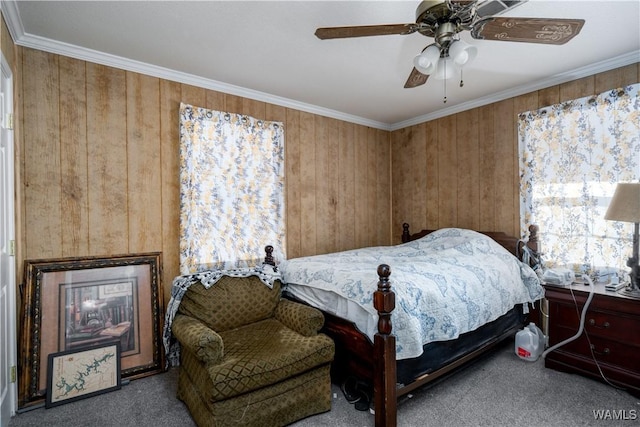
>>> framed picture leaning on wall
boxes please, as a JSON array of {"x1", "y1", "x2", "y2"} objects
[
  {"x1": 46, "y1": 341, "x2": 122, "y2": 408},
  {"x1": 19, "y1": 252, "x2": 164, "y2": 408}
]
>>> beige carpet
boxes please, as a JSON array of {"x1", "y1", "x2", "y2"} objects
[{"x1": 9, "y1": 338, "x2": 639, "y2": 427}]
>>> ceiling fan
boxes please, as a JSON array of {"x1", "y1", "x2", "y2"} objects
[{"x1": 315, "y1": 0, "x2": 585, "y2": 90}]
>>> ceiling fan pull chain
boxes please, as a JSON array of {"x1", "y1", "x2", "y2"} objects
[
  {"x1": 443, "y1": 78, "x2": 447, "y2": 104},
  {"x1": 443, "y1": 60, "x2": 447, "y2": 103},
  {"x1": 460, "y1": 69, "x2": 464, "y2": 87}
]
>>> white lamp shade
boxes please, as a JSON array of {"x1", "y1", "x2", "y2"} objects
[
  {"x1": 433, "y1": 57, "x2": 460, "y2": 80},
  {"x1": 449, "y1": 39, "x2": 478, "y2": 67},
  {"x1": 605, "y1": 182, "x2": 640, "y2": 223},
  {"x1": 413, "y1": 44, "x2": 440, "y2": 75}
]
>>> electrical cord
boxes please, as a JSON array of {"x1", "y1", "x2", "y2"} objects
[
  {"x1": 541, "y1": 274, "x2": 628, "y2": 392},
  {"x1": 541, "y1": 274, "x2": 594, "y2": 359}
]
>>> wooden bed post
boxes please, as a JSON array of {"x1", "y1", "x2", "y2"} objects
[
  {"x1": 373, "y1": 264, "x2": 397, "y2": 427},
  {"x1": 401, "y1": 223, "x2": 410, "y2": 243},
  {"x1": 527, "y1": 224, "x2": 539, "y2": 254},
  {"x1": 264, "y1": 245, "x2": 275, "y2": 267},
  {"x1": 516, "y1": 225, "x2": 541, "y2": 268}
]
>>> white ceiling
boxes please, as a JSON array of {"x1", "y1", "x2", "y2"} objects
[{"x1": 3, "y1": 0, "x2": 640, "y2": 130}]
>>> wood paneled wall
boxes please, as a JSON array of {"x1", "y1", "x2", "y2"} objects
[
  {"x1": 9, "y1": 37, "x2": 639, "y2": 304},
  {"x1": 17, "y1": 47, "x2": 391, "y2": 302},
  {"x1": 390, "y1": 63, "x2": 640, "y2": 243}
]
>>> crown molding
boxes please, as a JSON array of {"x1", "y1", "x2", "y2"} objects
[
  {"x1": 2, "y1": 2, "x2": 391, "y2": 131},
  {"x1": 2, "y1": 1, "x2": 638, "y2": 133},
  {"x1": 1, "y1": 1, "x2": 24, "y2": 43},
  {"x1": 390, "y1": 51, "x2": 640, "y2": 131}
]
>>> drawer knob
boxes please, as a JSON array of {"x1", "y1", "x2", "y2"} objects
[
  {"x1": 590, "y1": 344, "x2": 610, "y2": 356},
  {"x1": 588, "y1": 319, "x2": 610, "y2": 328}
]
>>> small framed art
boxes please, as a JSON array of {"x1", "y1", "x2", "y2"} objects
[{"x1": 46, "y1": 342, "x2": 121, "y2": 408}]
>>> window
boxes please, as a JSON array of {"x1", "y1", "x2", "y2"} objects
[
  {"x1": 518, "y1": 84, "x2": 639, "y2": 279},
  {"x1": 178, "y1": 103, "x2": 285, "y2": 274}
]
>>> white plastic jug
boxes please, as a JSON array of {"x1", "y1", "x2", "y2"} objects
[{"x1": 515, "y1": 322, "x2": 545, "y2": 362}]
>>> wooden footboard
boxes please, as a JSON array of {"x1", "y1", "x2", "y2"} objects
[
  {"x1": 368, "y1": 224, "x2": 541, "y2": 427},
  {"x1": 373, "y1": 264, "x2": 396, "y2": 426}
]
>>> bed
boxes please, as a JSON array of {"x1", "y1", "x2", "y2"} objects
[{"x1": 277, "y1": 224, "x2": 543, "y2": 427}]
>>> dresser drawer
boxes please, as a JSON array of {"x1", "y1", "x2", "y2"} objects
[
  {"x1": 543, "y1": 283, "x2": 640, "y2": 397},
  {"x1": 550, "y1": 301, "x2": 640, "y2": 343},
  {"x1": 549, "y1": 327, "x2": 640, "y2": 372}
]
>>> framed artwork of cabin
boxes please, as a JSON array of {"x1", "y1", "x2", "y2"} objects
[{"x1": 19, "y1": 253, "x2": 164, "y2": 408}]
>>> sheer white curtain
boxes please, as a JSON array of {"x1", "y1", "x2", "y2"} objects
[
  {"x1": 518, "y1": 84, "x2": 639, "y2": 279},
  {"x1": 178, "y1": 103, "x2": 286, "y2": 274}
]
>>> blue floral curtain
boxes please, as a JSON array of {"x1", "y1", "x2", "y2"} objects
[
  {"x1": 518, "y1": 84, "x2": 640, "y2": 279},
  {"x1": 179, "y1": 103, "x2": 286, "y2": 274}
]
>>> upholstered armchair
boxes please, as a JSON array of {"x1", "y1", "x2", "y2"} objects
[{"x1": 171, "y1": 274, "x2": 335, "y2": 426}]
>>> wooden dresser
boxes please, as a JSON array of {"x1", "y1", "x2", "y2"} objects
[{"x1": 543, "y1": 283, "x2": 640, "y2": 397}]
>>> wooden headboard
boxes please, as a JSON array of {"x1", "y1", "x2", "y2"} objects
[{"x1": 400, "y1": 223, "x2": 540, "y2": 266}]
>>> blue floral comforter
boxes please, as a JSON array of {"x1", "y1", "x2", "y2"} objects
[{"x1": 280, "y1": 228, "x2": 543, "y2": 360}]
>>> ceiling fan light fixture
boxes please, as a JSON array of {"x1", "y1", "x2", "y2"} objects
[
  {"x1": 413, "y1": 44, "x2": 440, "y2": 74},
  {"x1": 315, "y1": 0, "x2": 586, "y2": 90},
  {"x1": 449, "y1": 39, "x2": 478, "y2": 67},
  {"x1": 433, "y1": 57, "x2": 460, "y2": 80}
]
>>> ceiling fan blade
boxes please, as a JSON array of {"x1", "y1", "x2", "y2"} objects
[
  {"x1": 471, "y1": 17, "x2": 585, "y2": 45},
  {"x1": 315, "y1": 23, "x2": 418, "y2": 40},
  {"x1": 404, "y1": 68, "x2": 429, "y2": 89}
]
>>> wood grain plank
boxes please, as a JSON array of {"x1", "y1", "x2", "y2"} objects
[
  {"x1": 437, "y1": 116, "x2": 457, "y2": 228},
  {"x1": 389, "y1": 128, "x2": 402, "y2": 239},
  {"x1": 265, "y1": 103, "x2": 286, "y2": 123},
  {"x1": 299, "y1": 111, "x2": 316, "y2": 256},
  {"x1": 424, "y1": 121, "x2": 439, "y2": 231},
  {"x1": 354, "y1": 125, "x2": 370, "y2": 248},
  {"x1": 265, "y1": 103, "x2": 287, "y2": 256},
  {"x1": 12, "y1": 34, "x2": 25, "y2": 287},
  {"x1": 327, "y1": 119, "x2": 340, "y2": 252},
  {"x1": 411, "y1": 124, "x2": 427, "y2": 233},
  {"x1": 337, "y1": 121, "x2": 356, "y2": 251},
  {"x1": 205, "y1": 89, "x2": 225, "y2": 111},
  {"x1": 59, "y1": 56, "x2": 89, "y2": 256},
  {"x1": 537, "y1": 85, "x2": 560, "y2": 108},
  {"x1": 180, "y1": 84, "x2": 206, "y2": 109},
  {"x1": 456, "y1": 109, "x2": 479, "y2": 231},
  {"x1": 478, "y1": 104, "x2": 496, "y2": 231},
  {"x1": 314, "y1": 116, "x2": 334, "y2": 254},
  {"x1": 513, "y1": 91, "x2": 539, "y2": 236},
  {"x1": 285, "y1": 108, "x2": 301, "y2": 258},
  {"x1": 366, "y1": 127, "x2": 378, "y2": 247},
  {"x1": 86, "y1": 63, "x2": 128, "y2": 255},
  {"x1": 391, "y1": 126, "x2": 411, "y2": 240},
  {"x1": 560, "y1": 75, "x2": 594, "y2": 102},
  {"x1": 224, "y1": 94, "x2": 244, "y2": 115},
  {"x1": 23, "y1": 49, "x2": 61, "y2": 259},
  {"x1": 126, "y1": 72, "x2": 162, "y2": 253},
  {"x1": 595, "y1": 64, "x2": 639, "y2": 94},
  {"x1": 160, "y1": 80, "x2": 183, "y2": 300},
  {"x1": 243, "y1": 98, "x2": 265, "y2": 120},
  {"x1": 377, "y1": 129, "x2": 392, "y2": 245},
  {"x1": 493, "y1": 98, "x2": 516, "y2": 235}
]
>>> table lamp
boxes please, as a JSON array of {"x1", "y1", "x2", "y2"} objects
[{"x1": 605, "y1": 182, "x2": 640, "y2": 298}]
